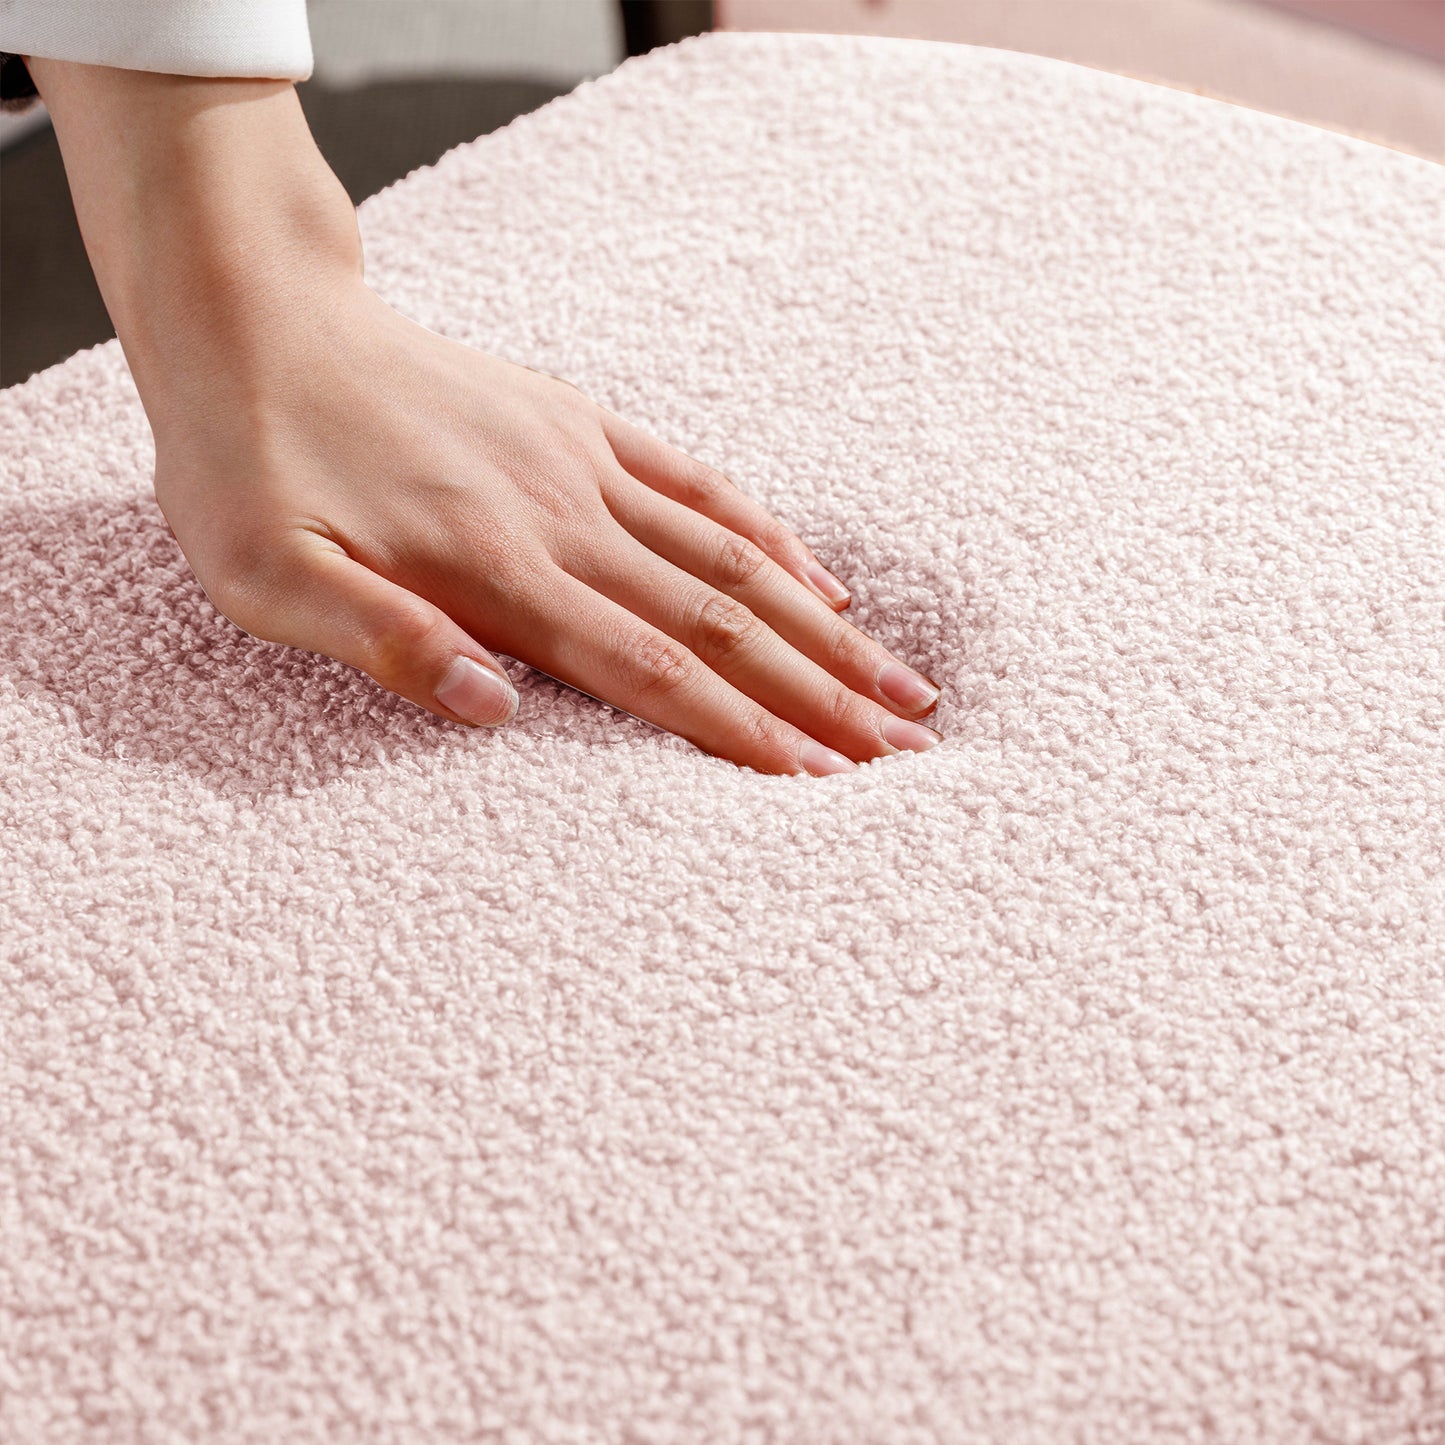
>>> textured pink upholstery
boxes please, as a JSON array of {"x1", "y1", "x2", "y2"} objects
[{"x1": 3, "y1": 31, "x2": 1443, "y2": 1443}]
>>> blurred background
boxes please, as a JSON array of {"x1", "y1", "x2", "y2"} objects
[{"x1": 2, "y1": 0, "x2": 1442, "y2": 388}]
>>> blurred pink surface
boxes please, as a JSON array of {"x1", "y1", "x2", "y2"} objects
[
  {"x1": 1262, "y1": 0, "x2": 1445, "y2": 60},
  {"x1": 719, "y1": 0, "x2": 1445, "y2": 161}
]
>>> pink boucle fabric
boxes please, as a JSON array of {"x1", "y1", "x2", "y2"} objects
[{"x1": 3, "y1": 29, "x2": 1445, "y2": 1445}]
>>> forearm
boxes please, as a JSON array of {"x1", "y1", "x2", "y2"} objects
[{"x1": 24, "y1": 58, "x2": 363, "y2": 439}]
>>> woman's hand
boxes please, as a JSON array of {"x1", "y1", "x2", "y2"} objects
[
  {"x1": 29, "y1": 59, "x2": 943, "y2": 775},
  {"x1": 154, "y1": 278, "x2": 943, "y2": 774}
]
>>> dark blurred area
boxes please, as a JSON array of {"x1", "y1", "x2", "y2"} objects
[{"x1": 0, "y1": 0, "x2": 710, "y2": 388}]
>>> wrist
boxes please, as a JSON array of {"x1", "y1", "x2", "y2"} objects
[
  {"x1": 28, "y1": 59, "x2": 365, "y2": 432},
  {"x1": 114, "y1": 181, "x2": 367, "y2": 445}
]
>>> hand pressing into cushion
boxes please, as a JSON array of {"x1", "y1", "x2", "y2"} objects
[
  {"x1": 158, "y1": 282, "x2": 942, "y2": 774},
  {"x1": 30, "y1": 59, "x2": 942, "y2": 774}
]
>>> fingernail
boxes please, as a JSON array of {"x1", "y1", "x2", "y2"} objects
[
  {"x1": 798, "y1": 739, "x2": 857, "y2": 776},
  {"x1": 436, "y1": 655, "x2": 518, "y2": 726},
  {"x1": 877, "y1": 660, "x2": 941, "y2": 712},
  {"x1": 882, "y1": 715, "x2": 942, "y2": 754},
  {"x1": 803, "y1": 561, "x2": 851, "y2": 606}
]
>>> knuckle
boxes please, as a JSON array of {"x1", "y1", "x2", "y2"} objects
[
  {"x1": 623, "y1": 633, "x2": 697, "y2": 704},
  {"x1": 822, "y1": 682, "x2": 867, "y2": 734},
  {"x1": 824, "y1": 621, "x2": 869, "y2": 676},
  {"x1": 740, "y1": 709, "x2": 803, "y2": 773},
  {"x1": 743, "y1": 707, "x2": 786, "y2": 754},
  {"x1": 694, "y1": 592, "x2": 761, "y2": 666},
  {"x1": 361, "y1": 594, "x2": 443, "y2": 675},
  {"x1": 755, "y1": 518, "x2": 801, "y2": 559},
  {"x1": 521, "y1": 463, "x2": 591, "y2": 529},
  {"x1": 678, "y1": 461, "x2": 728, "y2": 507},
  {"x1": 714, "y1": 533, "x2": 769, "y2": 590}
]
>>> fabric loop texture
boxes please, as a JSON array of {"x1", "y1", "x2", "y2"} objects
[{"x1": 2, "y1": 30, "x2": 1443, "y2": 1445}]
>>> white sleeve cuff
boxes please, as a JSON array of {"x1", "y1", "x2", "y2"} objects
[{"x1": 0, "y1": 0, "x2": 313, "y2": 82}]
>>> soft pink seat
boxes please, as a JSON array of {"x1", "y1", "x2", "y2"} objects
[{"x1": 3, "y1": 31, "x2": 1443, "y2": 1443}]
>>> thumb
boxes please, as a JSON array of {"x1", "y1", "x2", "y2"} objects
[{"x1": 245, "y1": 534, "x2": 519, "y2": 729}]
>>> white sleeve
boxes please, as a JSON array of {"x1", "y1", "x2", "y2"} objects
[{"x1": 0, "y1": 0, "x2": 313, "y2": 82}]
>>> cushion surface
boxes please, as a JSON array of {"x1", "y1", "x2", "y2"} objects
[{"x1": 3, "y1": 30, "x2": 1443, "y2": 1444}]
